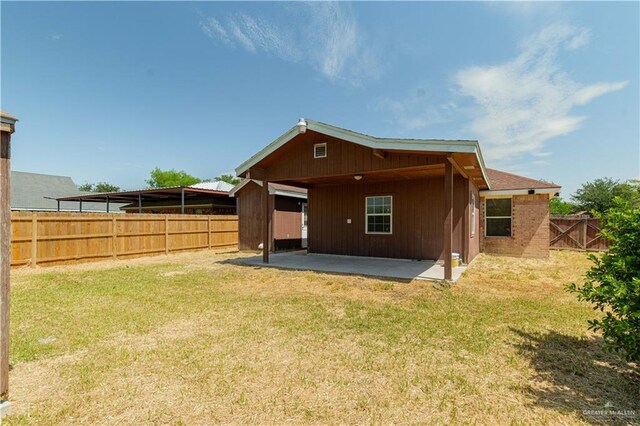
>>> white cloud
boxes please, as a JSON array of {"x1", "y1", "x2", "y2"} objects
[
  {"x1": 199, "y1": 4, "x2": 379, "y2": 85},
  {"x1": 455, "y1": 23, "x2": 627, "y2": 164},
  {"x1": 573, "y1": 81, "x2": 628, "y2": 105},
  {"x1": 200, "y1": 17, "x2": 230, "y2": 45},
  {"x1": 48, "y1": 32, "x2": 63, "y2": 41}
]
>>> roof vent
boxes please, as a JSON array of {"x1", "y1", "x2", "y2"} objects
[
  {"x1": 297, "y1": 118, "x2": 307, "y2": 134},
  {"x1": 314, "y1": 143, "x2": 327, "y2": 159}
]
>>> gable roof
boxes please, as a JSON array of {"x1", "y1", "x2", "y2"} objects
[
  {"x1": 235, "y1": 118, "x2": 491, "y2": 188},
  {"x1": 11, "y1": 171, "x2": 126, "y2": 212}
]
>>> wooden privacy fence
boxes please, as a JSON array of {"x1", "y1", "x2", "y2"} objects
[
  {"x1": 549, "y1": 216, "x2": 609, "y2": 252},
  {"x1": 10, "y1": 211, "x2": 238, "y2": 267}
]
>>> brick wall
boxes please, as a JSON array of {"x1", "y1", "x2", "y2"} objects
[{"x1": 479, "y1": 194, "x2": 550, "y2": 257}]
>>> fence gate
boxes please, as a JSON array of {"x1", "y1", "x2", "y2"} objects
[{"x1": 549, "y1": 216, "x2": 608, "y2": 252}]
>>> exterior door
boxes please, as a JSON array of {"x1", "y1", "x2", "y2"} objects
[{"x1": 301, "y1": 203, "x2": 308, "y2": 248}]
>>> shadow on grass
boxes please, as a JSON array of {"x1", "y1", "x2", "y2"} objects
[{"x1": 511, "y1": 328, "x2": 640, "y2": 424}]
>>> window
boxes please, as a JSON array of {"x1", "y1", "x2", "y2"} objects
[
  {"x1": 366, "y1": 196, "x2": 392, "y2": 234},
  {"x1": 470, "y1": 193, "x2": 476, "y2": 237},
  {"x1": 485, "y1": 198, "x2": 512, "y2": 237},
  {"x1": 314, "y1": 143, "x2": 327, "y2": 158}
]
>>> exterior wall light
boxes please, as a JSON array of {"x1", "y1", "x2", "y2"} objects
[{"x1": 354, "y1": 175, "x2": 363, "y2": 181}]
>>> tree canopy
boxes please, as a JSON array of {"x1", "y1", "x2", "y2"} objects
[
  {"x1": 549, "y1": 197, "x2": 578, "y2": 215},
  {"x1": 78, "y1": 182, "x2": 121, "y2": 192},
  {"x1": 146, "y1": 168, "x2": 202, "y2": 188},
  {"x1": 214, "y1": 174, "x2": 241, "y2": 186},
  {"x1": 571, "y1": 178, "x2": 640, "y2": 213}
]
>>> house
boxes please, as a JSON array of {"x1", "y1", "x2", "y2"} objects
[
  {"x1": 230, "y1": 180, "x2": 307, "y2": 251},
  {"x1": 235, "y1": 118, "x2": 561, "y2": 280},
  {"x1": 11, "y1": 171, "x2": 126, "y2": 212},
  {"x1": 55, "y1": 181, "x2": 237, "y2": 214}
]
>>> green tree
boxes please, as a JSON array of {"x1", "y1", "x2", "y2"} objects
[
  {"x1": 567, "y1": 198, "x2": 640, "y2": 362},
  {"x1": 78, "y1": 182, "x2": 120, "y2": 192},
  {"x1": 549, "y1": 197, "x2": 578, "y2": 215},
  {"x1": 571, "y1": 177, "x2": 640, "y2": 214},
  {"x1": 146, "y1": 168, "x2": 202, "y2": 188},
  {"x1": 214, "y1": 174, "x2": 241, "y2": 186},
  {"x1": 93, "y1": 182, "x2": 120, "y2": 192}
]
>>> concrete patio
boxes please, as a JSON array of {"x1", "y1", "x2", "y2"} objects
[{"x1": 233, "y1": 250, "x2": 467, "y2": 282}]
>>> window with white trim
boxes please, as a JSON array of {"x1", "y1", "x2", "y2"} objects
[
  {"x1": 366, "y1": 196, "x2": 392, "y2": 234},
  {"x1": 470, "y1": 193, "x2": 476, "y2": 237},
  {"x1": 485, "y1": 198, "x2": 512, "y2": 237},
  {"x1": 314, "y1": 143, "x2": 327, "y2": 158}
]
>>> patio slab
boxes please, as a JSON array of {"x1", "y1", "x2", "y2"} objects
[{"x1": 233, "y1": 251, "x2": 466, "y2": 282}]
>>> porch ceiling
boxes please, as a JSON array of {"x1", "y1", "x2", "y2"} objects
[{"x1": 272, "y1": 164, "x2": 448, "y2": 187}]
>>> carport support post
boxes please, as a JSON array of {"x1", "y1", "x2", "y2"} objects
[
  {"x1": 262, "y1": 180, "x2": 269, "y2": 263},
  {"x1": 181, "y1": 188, "x2": 185, "y2": 215},
  {"x1": 0, "y1": 111, "x2": 17, "y2": 416},
  {"x1": 138, "y1": 193, "x2": 142, "y2": 214},
  {"x1": 444, "y1": 158, "x2": 453, "y2": 281}
]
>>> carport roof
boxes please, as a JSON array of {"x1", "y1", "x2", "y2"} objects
[{"x1": 55, "y1": 186, "x2": 230, "y2": 204}]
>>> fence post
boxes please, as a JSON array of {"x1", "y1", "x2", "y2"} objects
[
  {"x1": 582, "y1": 216, "x2": 588, "y2": 251},
  {"x1": 165, "y1": 215, "x2": 169, "y2": 254},
  {"x1": 31, "y1": 213, "x2": 37, "y2": 267},
  {"x1": 112, "y1": 216, "x2": 117, "y2": 259},
  {"x1": 208, "y1": 216, "x2": 212, "y2": 249}
]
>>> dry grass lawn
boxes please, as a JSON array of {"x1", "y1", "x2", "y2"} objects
[{"x1": 4, "y1": 250, "x2": 639, "y2": 425}]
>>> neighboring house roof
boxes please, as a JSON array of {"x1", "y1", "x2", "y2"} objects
[
  {"x1": 235, "y1": 118, "x2": 491, "y2": 188},
  {"x1": 11, "y1": 171, "x2": 125, "y2": 212},
  {"x1": 190, "y1": 181, "x2": 235, "y2": 192},
  {"x1": 486, "y1": 169, "x2": 560, "y2": 190},
  {"x1": 480, "y1": 169, "x2": 561, "y2": 197},
  {"x1": 229, "y1": 179, "x2": 307, "y2": 199}
]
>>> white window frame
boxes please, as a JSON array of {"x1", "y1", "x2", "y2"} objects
[
  {"x1": 470, "y1": 193, "x2": 476, "y2": 237},
  {"x1": 484, "y1": 197, "x2": 512, "y2": 238},
  {"x1": 365, "y1": 195, "x2": 393, "y2": 235},
  {"x1": 314, "y1": 143, "x2": 327, "y2": 159}
]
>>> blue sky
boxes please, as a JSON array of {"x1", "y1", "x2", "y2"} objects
[{"x1": 1, "y1": 1, "x2": 638, "y2": 196}]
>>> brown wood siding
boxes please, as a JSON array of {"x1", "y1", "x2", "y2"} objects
[
  {"x1": 237, "y1": 183, "x2": 304, "y2": 251},
  {"x1": 236, "y1": 182, "x2": 263, "y2": 251},
  {"x1": 308, "y1": 175, "x2": 467, "y2": 260},
  {"x1": 260, "y1": 131, "x2": 446, "y2": 182}
]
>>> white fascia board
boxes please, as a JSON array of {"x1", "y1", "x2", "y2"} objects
[
  {"x1": 235, "y1": 127, "x2": 300, "y2": 176},
  {"x1": 480, "y1": 188, "x2": 561, "y2": 198},
  {"x1": 234, "y1": 119, "x2": 490, "y2": 186},
  {"x1": 270, "y1": 189, "x2": 307, "y2": 199}
]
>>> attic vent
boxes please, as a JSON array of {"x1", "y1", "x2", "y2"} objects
[{"x1": 314, "y1": 143, "x2": 327, "y2": 159}]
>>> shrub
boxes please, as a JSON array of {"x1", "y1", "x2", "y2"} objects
[{"x1": 567, "y1": 197, "x2": 640, "y2": 362}]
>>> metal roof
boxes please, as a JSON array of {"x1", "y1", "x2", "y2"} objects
[{"x1": 55, "y1": 186, "x2": 231, "y2": 203}]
